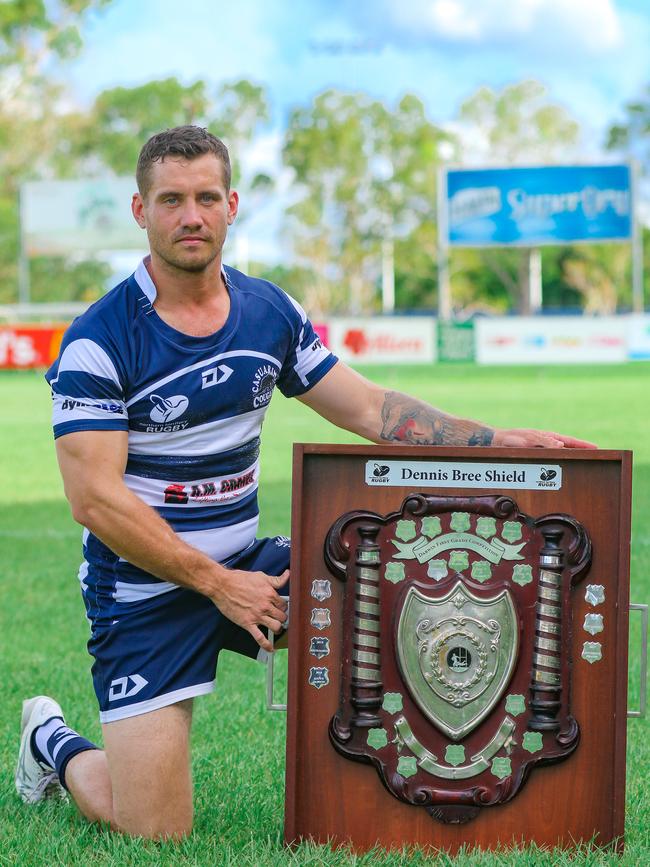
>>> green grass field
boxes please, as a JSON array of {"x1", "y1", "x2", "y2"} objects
[{"x1": 0, "y1": 364, "x2": 648, "y2": 866}]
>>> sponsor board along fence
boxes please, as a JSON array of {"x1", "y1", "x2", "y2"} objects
[{"x1": 1, "y1": 316, "x2": 649, "y2": 370}]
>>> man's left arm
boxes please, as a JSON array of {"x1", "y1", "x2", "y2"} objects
[{"x1": 298, "y1": 362, "x2": 597, "y2": 449}]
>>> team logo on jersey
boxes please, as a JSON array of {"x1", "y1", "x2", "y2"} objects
[
  {"x1": 149, "y1": 393, "x2": 189, "y2": 423},
  {"x1": 252, "y1": 365, "x2": 278, "y2": 409}
]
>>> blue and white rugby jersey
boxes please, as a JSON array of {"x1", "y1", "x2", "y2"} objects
[{"x1": 46, "y1": 259, "x2": 337, "y2": 623}]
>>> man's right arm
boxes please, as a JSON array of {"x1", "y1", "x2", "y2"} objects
[{"x1": 55, "y1": 429, "x2": 287, "y2": 652}]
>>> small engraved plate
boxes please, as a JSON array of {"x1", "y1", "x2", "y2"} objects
[
  {"x1": 355, "y1": 632, "x2": 380, "y2": 648},
  {"x1": 536, "y1": 636, "x2": 561, "y2": 652},
  {"x1": 358, "y1": 550, "x2": 380, "y2": 563},
  {"x1": 539, "y1": 585, "x2": 561, "y2": 602},
  {"x1": 539, "y1": 569, "x2": 561, "y2": 586},
  {"x1": 358, "y1": 600, "x2": 380, "y2": 615},
  {"x1": 355, "y1": 616, "x2": 380, "y2": 632},
  {"x1": 583, "y1": 613, "x2": 604, "y2": 635},
  {"x1": 311, "y1": 579, "x2": 331, "y2": 601},
  {"x1": 538, "y1": 619, "x2": 561, "y2": 635},
  {"x1": 582, "y1": 641, "x2": 603, "y2": 664},
  {"x1": 308, "y1": 666, "x2": 329, "y2": 688},
  {"x1": 534, "y1": 669, "x2": 561, "y2": 685},
  {"x1": 537, "y1": 603, "x2": 561, "y2": 618},
  {"x1": 309, "y1": 636, "x2": 330, "y2": 659},
  {"x1": 353, "y1": 649, "x2": 381, "y2": 665},
  {"x1": 585, "y1": 585, "x2": 605, "y2": 606},
  {"x1": 534, "y1": 651, "x2": 561, "y2": 669},
  {"x1": 311, "y1": 608, "x2": 331, "y2": 630},
  {"x1": 357, "y1": 582, "x2": 380, "y2": 598},
  {"x1": 352, "y1": 665, "x2": 376, "y2": 681}
]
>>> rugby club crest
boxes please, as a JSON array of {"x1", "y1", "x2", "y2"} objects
[{"x1": 324, "y1": 494, "x2": 591, "y2": 823}]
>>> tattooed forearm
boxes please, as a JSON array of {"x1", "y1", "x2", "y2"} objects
[{"x1": 379, "y1": 391, "x2": 494, "y2": 446}]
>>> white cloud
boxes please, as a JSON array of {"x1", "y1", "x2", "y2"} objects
[{"x1": 351, "y1": 0, "x2": 624, "y2": 55}]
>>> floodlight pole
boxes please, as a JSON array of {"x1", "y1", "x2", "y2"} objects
[
  {"x1": 18, "y1": 187, "x2": 30, "y2": 305},
  {"x1": 529, "y1": 248, "x2": 542, "y2": 314},
  {"x1": 631, "y1": 160, "x2": 644, "y2": 314},
  {"x1": 381, "y1": 236, "x2": 395, "y2": 313},
  {"x1": 437, "y1": 167, "x2": 452, "y2": 320}
]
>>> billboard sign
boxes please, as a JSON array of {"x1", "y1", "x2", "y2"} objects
[
  {"x1": 0, "y1": 325, "x2": 66, "y2": 369},
  {"x1": 22, "y1": 178, "x2": 146, "y2": 255},
  {"x1": 328, "y1": 317, "x2": 436, "y2": 364},
  {"x1": 475, "y1": 317, "x2": 628, "y2": 365},
  {"x1": 444, "y1": 165, "x2": 632, "y2": 247}
]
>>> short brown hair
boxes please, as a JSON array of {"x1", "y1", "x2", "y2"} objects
[{"x1": 136, "y1": 126, "x2": 231, "y2": 198}]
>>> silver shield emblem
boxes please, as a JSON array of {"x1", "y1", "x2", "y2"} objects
[
  {"x1": 311, "y1": 608, "x2": 331, "y2": 630},
  {"x1": 311, "y1": 579, "x2": 332, "y2": 602},
  {"x1": 396, "y1": 580, "x2": 518, "y2": 740}
]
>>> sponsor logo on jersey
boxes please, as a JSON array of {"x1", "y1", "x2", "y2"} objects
[
  {"x1": 60, "y1": 398, "x2": 124, "y2": 414},
  {"x1": 163, "y1": 469, "x2": 256, "y2": 505},
  {"x1": 252, "y1": 365, "x2": 278, "y2": 408},
  {"x1": 149, "y1": 393, "x2": 189, "y2": 423},
  {"x1": 201, "y1": 364, "x2": 234, "y2": 389}
]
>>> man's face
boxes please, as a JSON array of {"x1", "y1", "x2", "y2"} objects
[{"x1": 132, "y1": 153, "x2": 238, "y2": 273}]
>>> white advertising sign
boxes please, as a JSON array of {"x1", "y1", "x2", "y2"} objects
[
  {"x1": 328, "y1": 317, "x2": 436, "y2": 364},
  {"x1": 22, "y1": 178, "x2": 146, "y2": 255},
  {"x1": 366, "y1": 460, "x2": 562, "y2": 491},
  {"x1": 475, "y1": 317, "x2": 627, "y2": 365},
  {"x1": 626, "y1": 315, "x2": 650, "y2": 360}
]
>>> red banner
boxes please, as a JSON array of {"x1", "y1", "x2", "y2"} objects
[{"x1": 0, "y1": 325, "x2": 67, "y2": 369}]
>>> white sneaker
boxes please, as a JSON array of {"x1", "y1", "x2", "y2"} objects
[{"x1": 15, "y1": 695, "x2": 68, "y2": 804}]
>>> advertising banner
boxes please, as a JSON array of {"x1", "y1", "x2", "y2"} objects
[
  {"x1": 327, "y1": 317, "x2": 436, "y2": 364},
  {"x1": 0, "y1": 325, "x2": 67, "y2": 369},
  {"x1": 22, "y1": 178, "x2": 146, "y2": 255},
  {"x1": 475, "y1": 317, "x2": 628, "y2": 365},
  {"x1": 437, "y1": 320, "x2": 475, "y2": 362},
  {"x1": 626, "y1": 315, "x2": 650, "y2": 360},
  {"x1": 444, "y1": 165, "x2": 632, "y2": 247}
]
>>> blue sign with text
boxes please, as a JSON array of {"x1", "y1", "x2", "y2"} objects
[{"x1": 445, "y1": 165, "x2": 632, "y2": 247}]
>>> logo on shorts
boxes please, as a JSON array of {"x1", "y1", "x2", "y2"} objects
[
  {"x1": 149, "y1": 394, "x2": 189, "y2": 424},
  {"x1": 252, "y1": 365, "x2": 278, "y2": 409},
  {"x1": 108, "y1": 674, "x2": 149, "y2": 702}
]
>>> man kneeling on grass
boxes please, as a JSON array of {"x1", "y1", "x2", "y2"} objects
[{"x1": 16, "y1": 125, "x2": 596, "y2": 840}]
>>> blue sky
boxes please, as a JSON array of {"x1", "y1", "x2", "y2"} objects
[
  {"x1": 63, "y1": 0, "x2": 650, "y2": 265},
  {"x1": 69, "y1": 0, "x2": 649, "y2": 144}
]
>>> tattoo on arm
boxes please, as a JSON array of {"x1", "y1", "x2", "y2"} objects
[{"x1": 379, "y1": 391, "x2": 494, "y2": 447}]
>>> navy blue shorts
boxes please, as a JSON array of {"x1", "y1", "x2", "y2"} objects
[{"x1": 88, "y1": 537, "x2": 290, "y2": 723}]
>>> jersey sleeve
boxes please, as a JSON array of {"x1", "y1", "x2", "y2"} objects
[
  {"x1": 45, "y1": 335, "x2": 129, "y2": 440},
  {"x1": 276, "y1": 294, "x2": 338, "y2": 398}
]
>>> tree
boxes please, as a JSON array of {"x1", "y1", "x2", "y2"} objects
[
  {"x1": 606, "y1": 85, "x2": 650, "y2": 176},
  {"x1": 283, "y1": 90, "x2": 456, "y2": 314},
  {"x1": 0, "y1": 0, "x2": 113, "y2": 303},
  {"x1": 457, "y1": 79, "x2": 580, "y2": 165}
]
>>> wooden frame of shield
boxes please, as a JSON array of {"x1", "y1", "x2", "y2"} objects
[{"x1": 284, "y1": 445, "x2": 632, "y2": 854}]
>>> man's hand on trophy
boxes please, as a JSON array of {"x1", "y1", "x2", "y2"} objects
[
  {"x1": 492, "y1": 428, "x2": 598, "y2": 449},
  {"x1": 211, "y1": 568, "x2": 290, "y2": 653}
]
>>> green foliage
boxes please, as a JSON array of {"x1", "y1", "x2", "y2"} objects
[
  {"x1": 607, "y1": 84, "x2": 650, "y2": 175},
  {"x1": 284, "y1": 90, "x2": 456, "y2": 313},
  {"x1": 0, "y1": 0, "x2": 114, "y2": 303},
  {"x1": 29, "y1": 256, "x2": 111, "y2": 303},
  {"x1": 458, "y1": 80, "x2": 580, "y2": 164}
]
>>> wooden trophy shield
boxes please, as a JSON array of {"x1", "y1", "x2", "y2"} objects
[{"x1": 284, "y1": 446, "x2": 632, "y2": 854}]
